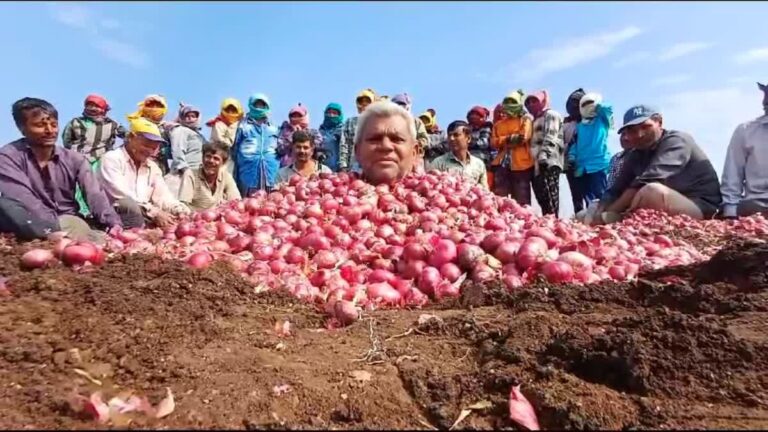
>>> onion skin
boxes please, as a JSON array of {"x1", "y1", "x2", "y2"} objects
[{"x1": 21, "y1": 249, "x2": 56, "y2": 269}]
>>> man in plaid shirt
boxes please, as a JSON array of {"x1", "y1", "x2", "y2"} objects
[{"x1": 606, "y1": 133, "x2": 630, "y2": 189}]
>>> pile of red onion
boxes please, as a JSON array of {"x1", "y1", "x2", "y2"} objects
[{"x1": 17, "y1": 171, "x2": 768, "y2": 326}]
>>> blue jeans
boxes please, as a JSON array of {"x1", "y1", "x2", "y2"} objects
[{"x1": 576, "y1": 169, "x2": 608, "y2": 205}]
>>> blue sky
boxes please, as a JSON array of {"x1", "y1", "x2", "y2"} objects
[{"x1": 1, "y1": 1, "x2": 767, "y2": 216}]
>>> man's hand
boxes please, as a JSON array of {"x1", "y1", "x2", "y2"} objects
[{"x1": 153, "y1": 211, "x2": 176, "y2": 229}]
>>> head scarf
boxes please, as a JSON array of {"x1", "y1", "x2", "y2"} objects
[
  {"x1": 492, "y1": 103, "x2": 509, "y2": 123},
  {"x1": 127, "y1": 94, "x2": 168, "y2": 124},
  {"x1": 467, "y1": 105, "x2": 490, "y2": 128},
  {"x1": 207, "y1": 97, "x2": 244, "y2": 127},
  {"x1": 288, "y1": 103, "x2": 309, "y2": 129},
  {"x1": 524, "y1": 90, "x2": 550, "y2": 118},
  {"x1": 83, "y1": 94, "x2": 109, "y2": 122},
  {"x1": 356, "y1": 88, "x2": 376, "y2": 114},
  {"x1": 502, "y1": 90, "x2": 525, "y2": 117},
  {"x1": 565, "y1": 88, "x2": 586, "y2": 121},
  {"x1": 177, "y1": 104, "x2": 201, "y2": 129},
  {"x1": 248, "y1": 93, "x2": 271, "y2": 120},
  {"x1": 419, "y1": 109, "x2": 439, "y2": 133},
  {"x1": 392, "y1": 93, "x2": 412, "y2": 112},
  {"x1": 322, "y1": 102, "x2": 344, "y2": 128},
  {"x1": 579, "y1": 92, "x2": 602, "y2": 121}
]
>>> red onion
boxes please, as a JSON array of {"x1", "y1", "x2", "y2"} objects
[
  {"x1": 187, "y1": 252, "x2": 213, "y2": 269},
  {"x1": 21, "y1": 249, "x2": 56, "y2": 269},
  {"x1": 541, "y1": 261, "x2": 574, "y2": 283}
]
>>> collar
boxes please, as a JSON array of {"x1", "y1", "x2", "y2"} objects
[
  {"x1": 121, "y1": 146, "x2": 150, "y2": 170},
  {"x1": 198, "y1": 166, "x2": 224, "y2": 183},
  {"x1": 448, "y1": 151, "x2": 471, "y2": 165},
  {"x1": 23, "y1": 139, "x2": 61, "y2": 161}
]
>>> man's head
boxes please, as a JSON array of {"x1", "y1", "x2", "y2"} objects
[
  {"x1": 356, "y1": 88, "x2": 376, "y2": 114},
  {"x1": 354, "y1": 101, "x2": 417, "y2": 185},
  {"x1": 759, "y1": 82, "x2": 768, "y2": 115},
  {"x1": 292, "y1": 129, "x2": 315, "y2": 163},
  {"x1": 84, "y1": 94, "x2": 109, "y2": 119},
  {"x1": 467, "y1": 106, "x2": 490, "y2": 128},
  {"x1": 446, "y1": 120, "x2": 471, "y2": 155},
  {"x1": 125, "y1": 117, "x2": 166, "y2": 164},
  {"x1": 179, "y1": 105, "x2": 201, "y2": 129},
  {"x1": 202, "y1": 141, "x2": 229, "y2": 177},
  {"x1": 618, "y1": 104, "x2": 664, "y2": 150},
  {"x1": 12, "y1": 97, "x2": 59, "y2": 147}
]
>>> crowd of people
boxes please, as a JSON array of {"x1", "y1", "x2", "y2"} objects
[{"x1": 1, "y1": 83, "x2": 767, "y2": 244}]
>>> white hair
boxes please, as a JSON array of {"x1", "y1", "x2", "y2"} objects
[{"x1": 354, "y1": 101, "x2": 417, "y2": 147}]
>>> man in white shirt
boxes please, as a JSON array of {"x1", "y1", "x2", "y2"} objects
[
  {"x1": 719, "y1": 82, "x2": 768, "y2": 218},
  {"x1": 99, "y1": 117, "x2": 189, "y2": 228}
]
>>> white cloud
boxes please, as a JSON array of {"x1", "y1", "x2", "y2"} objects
[
  {"x1": 481, "y1": 26, "x2": 643, "y2": 84},
  {"x1": 48, "y1": 2, "x2": 93, "y2": 30},
  {"x1": 48, "y1": 3, "x2": 149, "y2": 69},
  {"x1": 659, "y1": 86, "x2": 762, "y2": 174},
  {"x1": 734, "y1": 47, "x2": 768, "y2": 65},
  {"x1": 612, "y1": 51, "x2": 651, "y2": 68},
  {"x1": 658, "y1": 42, "x2": 712, "y2": 62},
  {"x1": 93, "y1": 38, "x2": 150, "y2": 69},
  {"x1": 651, "y1": 74, "x2": 692, "y2": 87}
]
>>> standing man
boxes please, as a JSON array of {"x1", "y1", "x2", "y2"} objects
[
  {"x1": 466, "y1": 105, "x2": 494, "y2": 189},
  {"x1": 339, "y1": 88, "x2": 376, "y2": 173},
  {"x1": 491, "y1": 90, "x2": 534, "y2": 204},
  {"x1": 525, "y1": 90, "x2": 564, "y2": 216},
  {"x1": 428, "y1": 120, "x2": 488, "y2": 188},
  {"x1": 0, "y1": 98, "x2": 121, "y2": 242},
  {"x1": 276, "y1": 130, "x2": 332, "y2": 184},
  {"x1": 719, "y1": 82, "x2": 768, "y2": 218}
]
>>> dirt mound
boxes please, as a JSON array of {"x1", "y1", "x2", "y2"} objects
[{"x1": 0, "y1": 240, "x2": 767, "y2": 429}]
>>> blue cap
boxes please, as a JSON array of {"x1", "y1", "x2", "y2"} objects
[{"x1": 618, "y1": 104, "x2": 659, "y2": 134}]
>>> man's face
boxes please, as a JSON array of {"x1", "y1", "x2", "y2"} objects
[
  {"x1": 356, "y1": 96, "x2": 372, "y2": 113},
  {"x1": 203, "y1": 151, "x2": 224, "y2": 176},
  {"x1": 293, "y1": 140, "x2": 313, "y2": 163},
  {"x1": 126, "y1": 133, "x2": 161, "y2": 164},
  {"x1": 620, "y1": 116, "x2": 663, "y2": 150},
  {"x1": 21, "y1": 109, "x2": 58, "y2": 147},
  {"x1": 356, "y1": 114, "x2": 416, "y2": 185},
  {"x1": 183, "y1": 111, "x2": 199, "y2": 123},
  {"x1": 447, "y1": 127, "x2": 470, "y2": 155},
  {"x1": 467, "y1": 112, "x2": 482, "y2": 125}
]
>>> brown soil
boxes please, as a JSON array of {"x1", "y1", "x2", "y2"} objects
[{"x1": 0, "y1": 239, "x2": 767, "y2": 429}]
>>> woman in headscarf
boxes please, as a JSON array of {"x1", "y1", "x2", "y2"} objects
[
  {"x1": 232, "y1": 93, "x2": 280, "y2": 195},
  {"x1": 563, "y1": 88, "x2": 586, "y2": 213},
  {"x1": 165, "y1": 104, "x2": 208, "y2": 197},
  {"x1": 392, "y1": 93, "x2": 429, "y2": 173},
  {"x1": 419, "y1": 108, "x2": 447, "y2": 162},
  {"x1": 525, "y1": 90, "x2": 564, "y2": 217},
  {"x1": 466, "y1": 105, "x2": 494, "y2": 189},
  {"x1": 567, "y1": 92, "x2": 613, "y2": 207},
  {"x1": 340, "y1": 88, "x2": 376, "y2": 172},
  {"x1": 491, "y1": 91, "x2": 534, "y2": 204},
  {"x1": 205, "y1": 98, "x2": 244, "y2": 174},
  {"x1": 318, "y1": 102, "x2": 344, "y2": 171},
  {"x1": 276, "y1": 103, "x2": 323, "y2": 168},
  {"x1": 206, "y1": 98, "x2": 244, "y2": 147},
  {"x1": 127, "y1": 94, "x2": 171, "y2": 174}
]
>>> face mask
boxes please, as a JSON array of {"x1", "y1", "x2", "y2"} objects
[
  {"x1": 84, "y1": 106, "x2": 105, "y2": 119},
  {"x1": 324, "y1": 115, "x2": 343, "y2": 127},
  {"x1": 249, "y1": 107, "x2": 270, "y2": 120},
  {"x1": 222, "y1": 111, "x2": 241, "y2": 125},
  {"x1": 142, "y1": 107, "x2": 166, "y2": 122}
]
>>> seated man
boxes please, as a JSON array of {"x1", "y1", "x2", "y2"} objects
[
  {"x1": 179, "y1": 142, "x2": 241, "y2": 211},
  {"x1": 354, "y1": 101, "x2": 418, "y2": 186},
  {"x1": 719, "y1": 82, "x2": 768, "y2": 218},
  {"x1": 585, "y1": 105, "x2": 721, "y2": 225},
  {"x1": 99, "y1": 117, "x2": 190, "y2": 229},
  {"x1": 275, "y1": 130, "x2": 332, "y2": 184},
  {"x1": 428, "y1": 120, "x2": 488, "y2": 188},
  {"x1": 0, "y1": 98, "x2": 121, "y2": 242}
]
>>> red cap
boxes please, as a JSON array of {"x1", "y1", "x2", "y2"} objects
[{"x1": 85, "y1": 94, "x2": 109, "y2": 111}]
